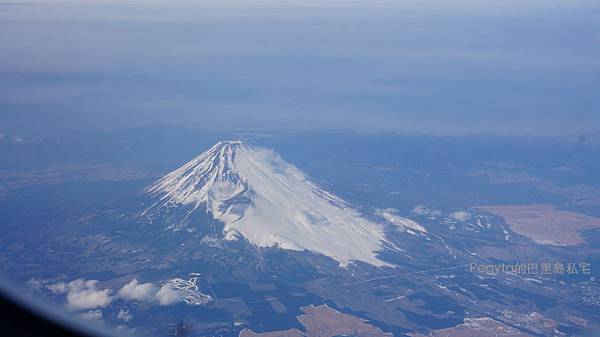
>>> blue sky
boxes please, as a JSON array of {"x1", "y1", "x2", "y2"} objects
[{"x1": 1, "y1": 0, "x2": 599, "y2": 136}]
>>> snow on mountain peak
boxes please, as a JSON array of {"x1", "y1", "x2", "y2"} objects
[{"x1": 144, "y1": 141, "x2": 390, "y2": 267}]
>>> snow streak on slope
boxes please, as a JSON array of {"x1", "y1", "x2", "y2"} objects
[
  {"x1": 144, "y1": 141, "x2": 389, "y2": 267},
  {"x1": 376, "y1": 208, "x2": 428, "y2": 235}
]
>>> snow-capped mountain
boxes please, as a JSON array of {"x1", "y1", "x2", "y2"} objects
[{"x1": 142, "y1": 140, "x2": 389, "y2": 267}]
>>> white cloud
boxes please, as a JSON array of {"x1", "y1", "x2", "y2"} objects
[
  {"x1": 117, "y1": 308, "x2": 133, "y2": 322},
  {"x1": 118, "y1": 279, "x2": 157, "y2": 302},
  {"x1": 61, "y1": 279, "x2": 113, "y2": 310},
  {"x1": 47, "y1": 282, "x2": 68, "y2": 294},
  {"x1": 47, "y1": 277, "x2": 183, "y2": 309},
  {"x1": 412, "y1": 205, "x2": 441, "y2": 217},
  {"x1": 117, "y1": 278, "x2": 184, "y2": 305},
  {"x1": 450, "y1": 211, "x2": 472, "y2": 221},
  {"x1": 155, "y1": 284, "x2": 182, "y2": 305},
  {"x1": 80, "y1": 309, "x2": 103, "y2": 321}
]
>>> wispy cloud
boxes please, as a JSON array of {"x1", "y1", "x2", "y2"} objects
[
  {"x1": 450, "y1": 211, "x2": 472, "y2": 221},
  {"x1": 80, "y1": 309, "x2": 103, "y2": 321},
  {"x1": 117, "y1": 308, "x2": 133, "y2": 322},
  {"x1": 411, "y1": 205, "x2": 442, "y2": 217}
]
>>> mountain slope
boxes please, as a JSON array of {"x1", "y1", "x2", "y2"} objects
[{"x1": 142, "y1": 140, "x2": 389, "y2": 267}]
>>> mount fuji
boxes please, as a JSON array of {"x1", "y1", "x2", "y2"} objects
[{"x1": 141, "y1": 140, "x2": 391, "y2": 267}]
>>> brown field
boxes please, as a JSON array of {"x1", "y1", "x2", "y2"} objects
[
  {"x1": 476, "y1": 204, "x2": 600, "y2": 246},
  {"x1": 239, "y1": 304, "x2": 391, "y2": 337},
  {"x1": 240, "y1": 329, "x2": 304, "y2": 337}
]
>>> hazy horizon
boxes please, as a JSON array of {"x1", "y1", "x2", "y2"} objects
[{"x1": 1, "y1": 0, "x2": 599, "y2": 137}]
